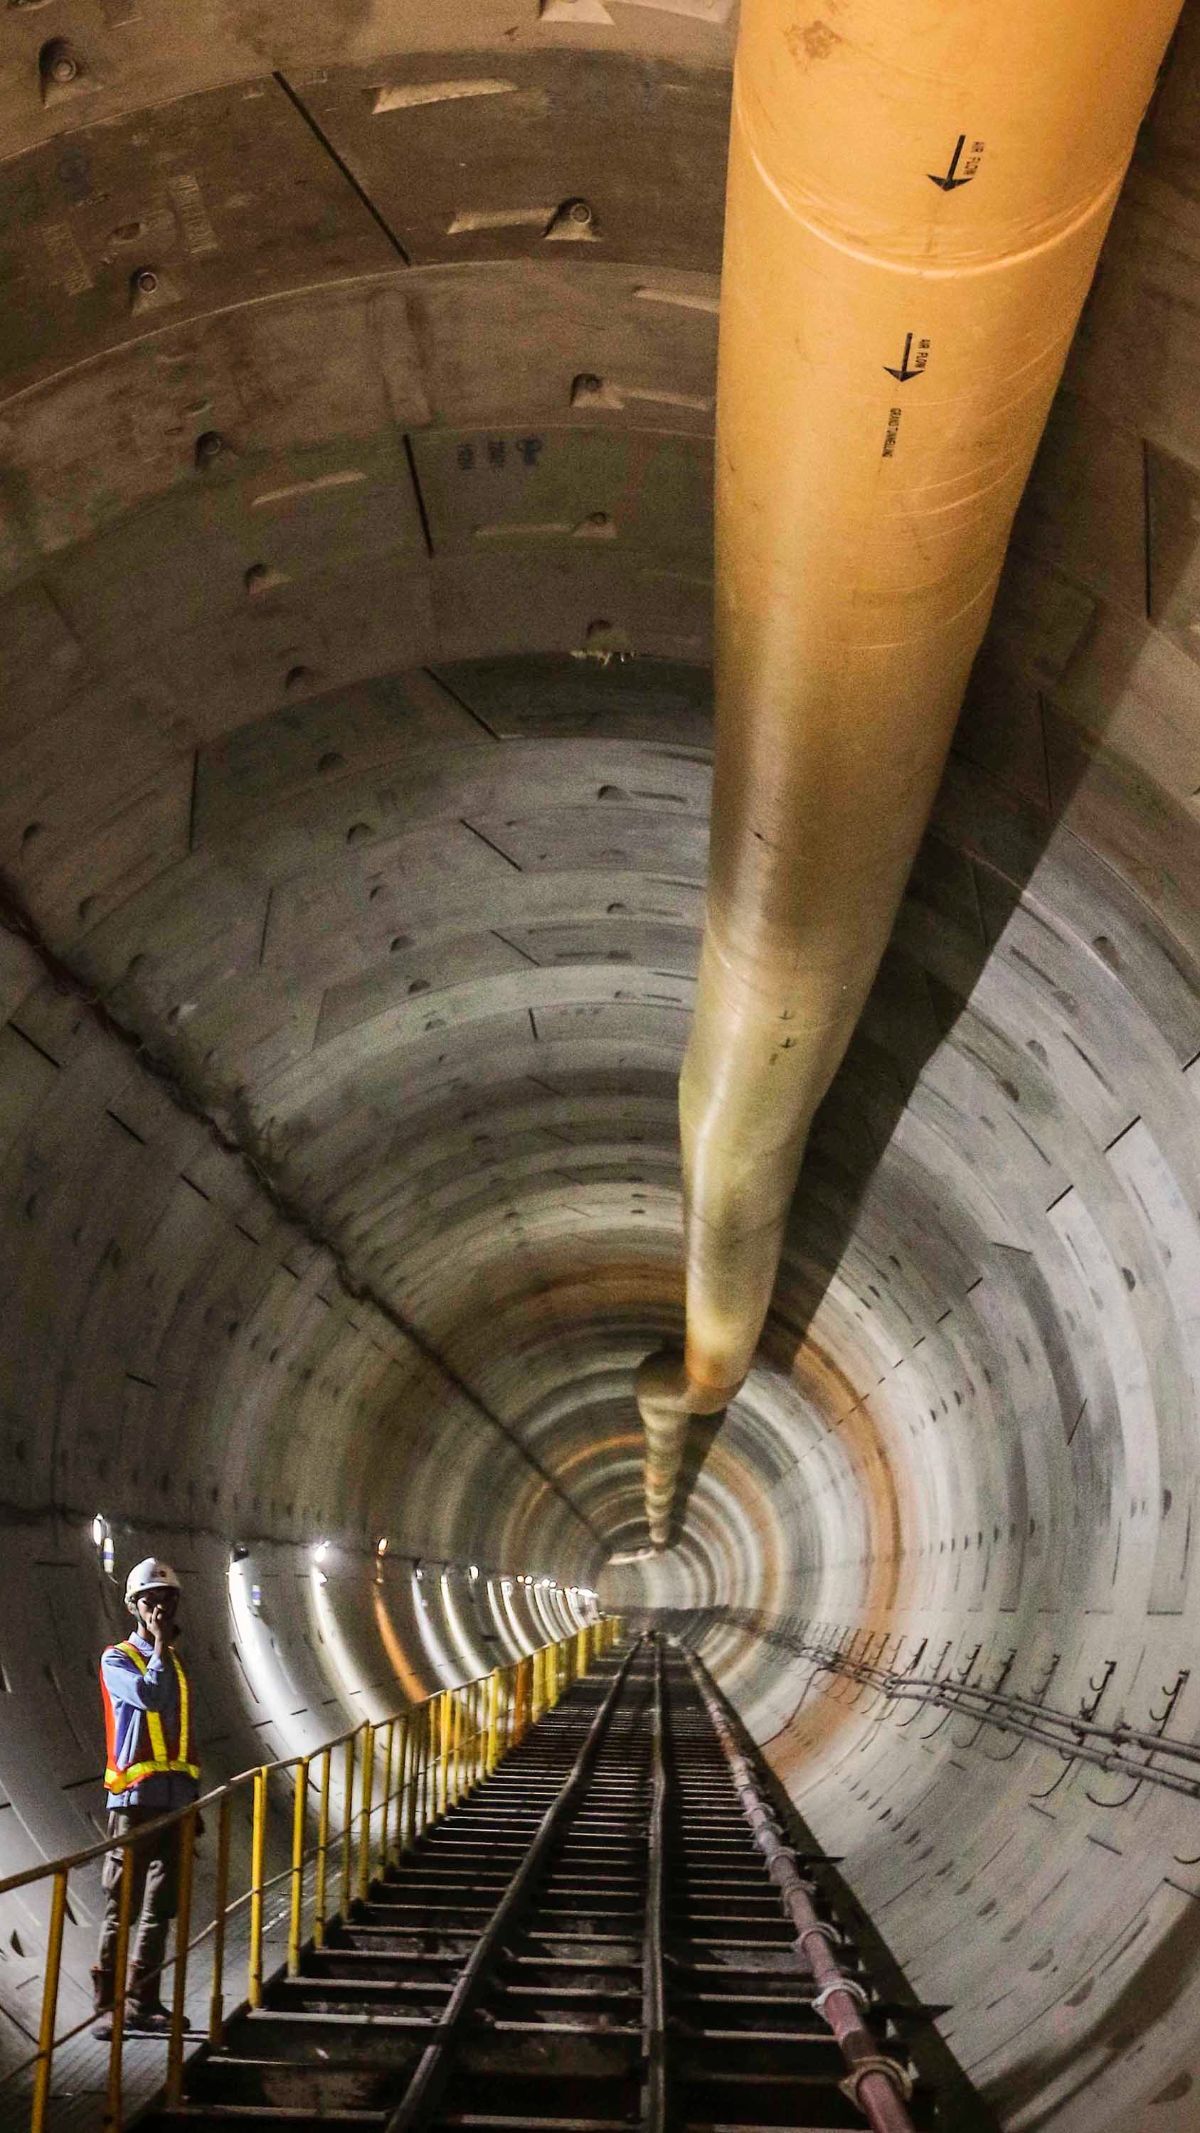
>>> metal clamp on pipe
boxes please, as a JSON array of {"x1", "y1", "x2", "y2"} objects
[
  {"x1": 840, "y1": 2055, "x2": 917, "y2": 2111},
  {"x1": 813, "y1": 1976, "x2": 871, "y2": 2019}
]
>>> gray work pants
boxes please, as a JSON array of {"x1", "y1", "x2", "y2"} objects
[{"x1": 97, "y1": 1809, "x2": 181, "y2": 1991}]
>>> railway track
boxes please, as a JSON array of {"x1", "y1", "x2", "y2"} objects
[{"x1": 141, "y1": 1638, "x2": 942, "y2": 2133}]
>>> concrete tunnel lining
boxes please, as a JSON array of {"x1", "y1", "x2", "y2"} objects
[{"x1": 2, "y1": 1, "x2": 1200, "y2": 2125}]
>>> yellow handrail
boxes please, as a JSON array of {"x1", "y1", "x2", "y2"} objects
[{"x1": 2, "y1": 1615, "x2": 622, "y2": 2133}]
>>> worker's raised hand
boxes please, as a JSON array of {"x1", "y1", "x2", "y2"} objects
[{"x1": 147, "y1": 1599, "x2": 172, "y2": 1648}]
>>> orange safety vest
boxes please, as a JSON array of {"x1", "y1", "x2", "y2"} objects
[{"x1": 100, "y1": 1640, "x2": 200, "y2": 1792}]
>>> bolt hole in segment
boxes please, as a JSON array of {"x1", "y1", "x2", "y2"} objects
[
  {"x1": 122, "y1": 1633, "x2": 937, "y2": 2133},
  {"x1": 637, "y1": 0, "x2": 1186, "y2": 1546}
]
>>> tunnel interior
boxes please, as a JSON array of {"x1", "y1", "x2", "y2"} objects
[{"x1": 3, "y1": 1, "x2": 1200, "y2": 2127}]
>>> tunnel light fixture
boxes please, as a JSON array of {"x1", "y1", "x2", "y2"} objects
[
  {"x1": 376, "y1": 1537, "x2": 388, "y2": 1557},
  {"x1": 90, "y1": 1513, "x2": 115, "y2": 1577},
  {"x1": 469, "y1": 1564, "x2": 479, "y2": 1580},
  {"x1": 312, "y1": 1539, "x2": 330, "y2": 1565}
]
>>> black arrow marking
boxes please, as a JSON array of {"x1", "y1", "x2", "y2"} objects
[
  {"x1": 884, "y1": 332, "x2": 925, "y2": 384},
  {"x1": 929, "y1": 134, "x2": 973, "y2": 191}
]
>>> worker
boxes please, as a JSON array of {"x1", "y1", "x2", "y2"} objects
[{"x1": 92, "y1": 1558, "x2": 201, "y2": 2037}]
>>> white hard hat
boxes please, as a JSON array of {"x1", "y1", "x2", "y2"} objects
[{"x1": 124, "y1": 1557, "x2": 182, "y2": 1609}]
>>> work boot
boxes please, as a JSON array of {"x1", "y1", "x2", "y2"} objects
[
  {"x1": 125, "y1": 1964, "x2": 171, "y2": 2034},
  {"x1": 90, "y1": 1964, "x2": 115, "y2": 2039}
]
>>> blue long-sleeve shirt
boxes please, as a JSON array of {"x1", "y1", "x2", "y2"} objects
[{"x1": 101, "y1": 1632, "x2": 200, "y2": 1811}]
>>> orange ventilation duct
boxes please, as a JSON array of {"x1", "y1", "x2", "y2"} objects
[{"x1": 639, "y1": 0, "x2": 1183, "y2": 1547}]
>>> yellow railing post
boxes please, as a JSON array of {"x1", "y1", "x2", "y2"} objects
[
  {"x1": 414, "y1": 1704, "x2": 427, "y2": 1835},
  {"x1": 103, "y1": 1843, "x2": 134, "y2": 2133},
  {"x1": 210, "y1": 1793, "x2": 232, "y2": 2045},
  {"x1": 249, "y1": 1765, "x2": 268, "y2": 2010},
  {"x1": 313, "y1": 1747, "x2": 332, "y2": 1949},
  {"x1": 165, "y1": 1806, "x2": 197, "y2": 2107},
  {"x1": 451, "y1": 1692, "x2": 463, "y2": 1805},
  {"x1": 288, "y1": 1758, "x2": 308, "y2": 1976},
  {"x1": 30, "y1": 1867, "x2": 67, "y2": 2133},
  {"x1": 341, "y1": 1736, "x2": 356, "y2": 1918},
  {"x1": 357, "y1": 1723, "x2": 375, "y2": 1905},
  {"x1": 380, "y1": 1718, "x2": 395, "y2": 1872},
  {"x1": 439, "y1": 1691, "x2": 452, "y2": 1816},
  {"x1": 486, "y1": 1669, "x2": 500, "y2": 1773},
  {"x1": 418, "y1": 1700, "x2": 428, "y2": 1826},
  {"x1": 398, "y1": 1715, "x2": 413, "y2": 1851}
]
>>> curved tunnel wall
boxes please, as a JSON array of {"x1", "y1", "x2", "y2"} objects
[{"x1": 2, "y1": 2, "x2": 1200, "y2": 2127}]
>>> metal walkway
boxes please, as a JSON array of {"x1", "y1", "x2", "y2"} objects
[{"x1": 135, "y1": 1639, "x2": 949, "y2": 2133}]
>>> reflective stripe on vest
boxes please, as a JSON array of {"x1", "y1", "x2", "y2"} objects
[{"x1": 102, "y1": 1640, "x2": 200, "y2": 1791}]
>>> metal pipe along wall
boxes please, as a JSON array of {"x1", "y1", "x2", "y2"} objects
[{"x1": 639, "y1": 0, "x2": 1184, "y2": 1545}]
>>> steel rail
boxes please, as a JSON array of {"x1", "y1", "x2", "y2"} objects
[
  {"x1": 385, "y1": 1637, "x2": 641, "y2": 2133},
  {"x1": 642, "y1": 1635, "x2": 668, "y2": 2133},
  {"x1": 683, "y1": 1644, "x2": 916, "y2": 2133}
]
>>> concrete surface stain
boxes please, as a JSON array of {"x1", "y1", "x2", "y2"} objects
[{"x1": 786, "y1": 19, "x2": 844, "y2": 65}]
